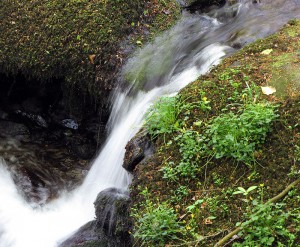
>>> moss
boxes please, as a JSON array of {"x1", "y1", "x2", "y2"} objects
[
  {"x1": 0, "y1": 0, "x2": 180, "y2": 105},
  {"x1": 131, "y1": 20, "x2": 300, "y2": 246}
]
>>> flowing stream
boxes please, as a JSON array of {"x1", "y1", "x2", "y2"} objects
[{"x1": 0, "y1": 1, "x2": 299, "y2": 246}]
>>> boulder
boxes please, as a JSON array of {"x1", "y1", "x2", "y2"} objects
[
  {"x1": 59, "y1": 188, "x2": 132, "y2": 247},
  {"x1": 123, "y1": 133, "x2": 153, "y2": 172}
]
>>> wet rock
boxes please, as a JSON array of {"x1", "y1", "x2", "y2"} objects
[
  {"x1": 0, "y1": 120, "x2": 29, "y2": 141},
  {"x1": 15, "y1": 110, "x2": 49, "y2": 128},
  {"x1": 183, "y1": 0, "x2": 226, "y2": 12},
  {"x1": 59, "y1": 188, "x2": 132, "y2": 247},
  {"x1": 95, "y1": 188, "x2": 132, "y2": 239},
  {"x1": 59, "y1": 221, "x2": 109, "y2": 247},
  {"x1": 123, "y1": 133, "x2": 153, "y2": 172},
  {"x1": 67, "y1": 134, "x2": 96, "y2": 160}
]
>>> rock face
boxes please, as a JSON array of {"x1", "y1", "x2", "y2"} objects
[
  {"x1": 60, "y1": 188, "x2": 132, "y2": 247},
  {"x1": 183, "y1": 0, "x2": 226, "y2": 12},
  {"x1": 123, "y1": 133, "x2": 153, "y2": 172},
  {"x1": 0, "y1": 74, "x2": 103, "y2": 203}
]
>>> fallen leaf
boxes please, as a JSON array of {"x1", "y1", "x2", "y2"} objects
[
  {"x1": 261, "y1": 49, "x2": 273, "y2": 55},
  {"x1": 204, "y1": 218, "x2": 213, "y2": 225},
  {"x1": 261, "y1": 86, "x2": 276, "y2": 95},
  {"x1": 88, "y1": 54, "x2": 96, "y2": 64}
]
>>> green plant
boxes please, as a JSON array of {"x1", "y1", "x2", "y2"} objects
[
  {"x1": 233, "y1": 202, "x2": 296, "y2": 247},
  {"x1": 132, "y1": 188, "x2": 183, "y2": 246},
  {"x1": 145, "y1": 96, "x2": 181, "y2": 139},
  {"x1": 198, "y1": 91, "x2": 212, "y2": 112},
  {"x1": 162, "y1": 130, "x2": 205, "y2": 180},
  {"x1": 206, "y1": 103, "x2": 277, "y2": 164},
  {"x1": 233, "y1": 186, "x2": 258, "y2": 197}
]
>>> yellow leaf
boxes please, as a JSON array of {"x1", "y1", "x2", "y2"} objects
[
  {"x1": 88, "y1": 54, "x2": 96, "y2": 64},
  {"x1": 261, "y1": 49, "x2": 273, "y2": 55},
  {"x1": 261, "y1": 86, "x2": 276, "y2": 95}
]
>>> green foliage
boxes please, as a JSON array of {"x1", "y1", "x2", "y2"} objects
[
  {"x1": 234, "y1": 203, "x2": 296, "y2": 247},
  {"x1": 160, "y1": 130, "x2": 204, "y2": 181},
  {"x1": 233, "y1": 186, "x2": 258, "y2": 197},
  {"x1": 206, "y1": 103, "x2": 277, "y2": 164},
  {"x1": 132, "y1": 188, "x2": 183, "y2": 246},
  {"x1": 145, "y1": 96, "x2": 181, "y2": 139}
]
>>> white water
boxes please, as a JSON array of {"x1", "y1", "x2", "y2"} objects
[
  {"x1": 1, "y1": 0, "x2": 300, "y2": 245},
  {"x1": 0, "y1": 34, "x2": 228, "y2": 247}
]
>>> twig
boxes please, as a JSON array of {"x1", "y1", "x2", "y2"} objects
[
  {"x1": 214, "y1": 178, "x2": 300, "y2": 247},
  {"x1": 169, "y1": 230, "x2": 229, "y2": 247}
]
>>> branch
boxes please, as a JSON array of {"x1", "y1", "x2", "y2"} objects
[{"x1": 214, "y1": 178, "x2": 300, "y2": 247}]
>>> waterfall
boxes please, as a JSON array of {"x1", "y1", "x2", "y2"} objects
[{"x1": 0, "y1": 1, "x2": 299, "y2": 246}]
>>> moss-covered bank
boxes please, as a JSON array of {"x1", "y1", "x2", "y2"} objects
[
  {"x1": 131, "y1": 20, "x2": 300, "y2": 246},
  {"x1": 0, "y1": 0, "x2": 180, "y2": 108}
]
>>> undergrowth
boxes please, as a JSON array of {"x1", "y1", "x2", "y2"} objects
[{"x1": 131, "y1": 20, "x2": 300, "y2": 247}]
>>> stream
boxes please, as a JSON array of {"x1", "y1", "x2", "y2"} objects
[{"x1": 0, "y1": 0, "x2": 300, "y2": 246}]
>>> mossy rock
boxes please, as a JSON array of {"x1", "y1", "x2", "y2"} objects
[
  {"x1": 130, "y1": 20, "x2": 300, "y2": 246},
  {"x1": 0, "y1": 0, "x2": 180, "y2": 107}
]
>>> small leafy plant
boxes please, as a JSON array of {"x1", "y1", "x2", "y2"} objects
[
  {"x1": 206, "y1": 103, "x2": 277, "y2": 164},
  {"x1": 145, "y1": 96, "x2": 181, "y2": 139},
  {"x1": 132, "y1": 188, "x2": 183, "y2": 246}
]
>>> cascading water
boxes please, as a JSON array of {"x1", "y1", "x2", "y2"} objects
[{"x1": 0, "y1": 1, "x2": 299, "y2": 246}]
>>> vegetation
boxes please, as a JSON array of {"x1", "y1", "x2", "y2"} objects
[
  {"x1": 131, "y1": 20, "x2": 300, "y2": 246},
  {"x1": 0, "y1": 0, "x2": 180, "y2": 102},
  {"x1": 132, "y1": 188, "x2": 184, "y2": 246}
]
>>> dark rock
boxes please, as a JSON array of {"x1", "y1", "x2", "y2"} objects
[
  {"x1": 94, "y1": 188, "x2": 131, "y2": 239},
  {"x1": 59, "y1": 188, "x2": 132, "y2": 247},
  {"x1": 0, "y1": 120, "x2": 30, "y2": 141},
  {"x1": 15, "y1": 109, "x2": 49, "y2": 128},
  {"x1": 183, "y1": 0, "x2": 226, "y2": 12},
  {"x1": 67, "y1": 134, "x2": 96, "y2": 160},
  {"x1": 59, "y1": 221, "x2": 109, "y2": 247},
  {"x1": 123, "y1": 133, "x2": 153, "y2": 172}
]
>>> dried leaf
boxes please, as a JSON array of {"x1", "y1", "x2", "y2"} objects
[
  {"x1": 261, "y1": 49, "x2": 273, "y2": 55},
  {"x1": 88, "y1": 54, "x2": 96, "y2": 64},
  {"x1": 261, "y1": 86, "x2": 276, "y2": 95},
  {"x1": 204, "y1": 218, "x2": 213, "y2": 225}
]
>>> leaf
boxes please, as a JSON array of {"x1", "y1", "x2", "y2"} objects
[
  {"x1": 233, "y1": 190, "x2": 244, "y2": 195},
  {"x1": 238, "y1": 187, "x2": 247, "y2": 193},
  {"x1": 247, "y1": 185, "x2": 258, "y2": 192},
  {"x1": 261, "y1": 86, "x2": 276, "y2": 95},
  {"x1": 88, "y1": 54, "x2": 96, "y2": 64},
  {"x1": 136, "y1": 40, "x2": 142, "y2": 45},
  {"x1": 261, "y1": 49, "x2": 273, "y2": 55}
]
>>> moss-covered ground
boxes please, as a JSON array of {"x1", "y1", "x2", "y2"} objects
[
  {"x1": 131, "y1": 20, "x2": 300, "y2": 246},
  {"x1": 0, "y1": 0, "x2": 179, "y2": 105}
]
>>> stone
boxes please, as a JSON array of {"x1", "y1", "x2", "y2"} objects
[
  {"x1": 59, "y1": 188, "x2": 132, "y2": 247},
  {"x1": 123, "y1": 133, "x2": 153, "y2": 172}
]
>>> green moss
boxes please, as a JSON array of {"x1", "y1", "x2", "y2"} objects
[
  {"x1": 131, "y1": 19, "x2": 300, "y2": 246},
  {"x1": 0, "y1": 0, "x2": 180, "y2": 103}
]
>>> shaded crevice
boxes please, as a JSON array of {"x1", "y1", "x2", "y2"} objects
[{"x1": 0, "y1": 73, "x2": 109, "y2": 203}]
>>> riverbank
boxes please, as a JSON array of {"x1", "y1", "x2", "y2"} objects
[{"x1": 131, "y1": 19, "x2": 300, "y2": 246}]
